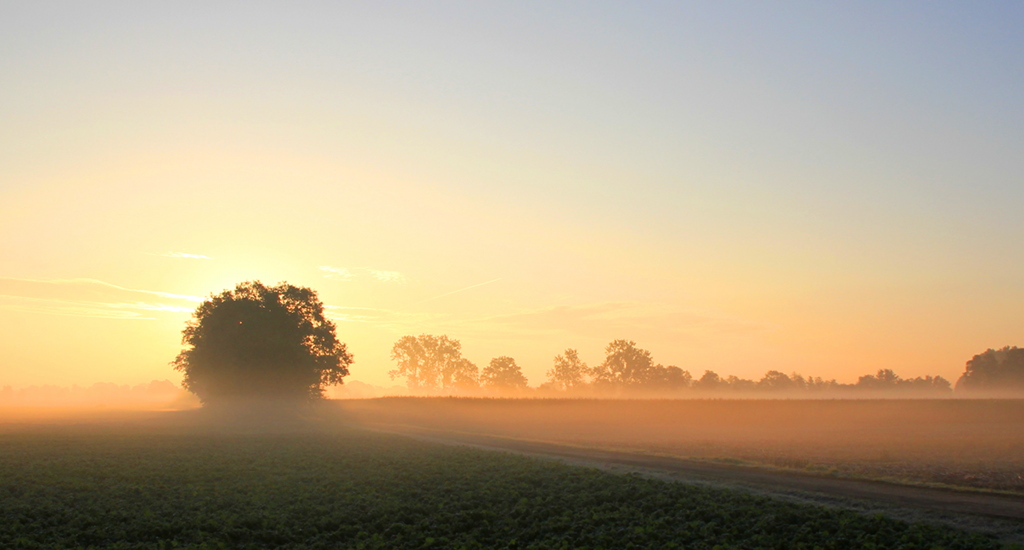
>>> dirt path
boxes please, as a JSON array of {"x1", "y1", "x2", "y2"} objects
[{"x1": 367, "y1": 423, "x2": 1024, "y2": 542}]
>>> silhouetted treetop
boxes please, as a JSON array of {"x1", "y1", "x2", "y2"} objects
[
  {"x1": 592, "y1": 340, "x2": 656, "y2": 387},
  {"x1": 390, "y1": 334, "x2": 478, "y2": 391},
  {"x1": 172, "y1": 281, "x2": 351, "y2": 404},
  {"x1": 547, "y1": 348, "x2": 588, "y2": 391},
  {"x1": 694, "y1": 370, "x2": 722, "y2": 391},
  {"x1": 378, "y1": 333, "x2": 962, "y2": 397},
  {"x1": 956, "y1": 346, "x2": 1024, "y2": 392},
  {"x1": 855, "y1": 369, "x2": 951, "y2": 393},
  {"x1": 758, "y1": 370, "x2": 796, "y2": 391},
  {"x1": 646, "y1": 365, "x2": 692, "y2": 390},
  {"x1": 481, "y1": 356, "x2": 528, "y2": 390}
]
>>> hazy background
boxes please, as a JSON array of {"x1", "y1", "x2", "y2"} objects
[{"x1": 2, "y1": 2, "x2": 1022, "y2": 390}]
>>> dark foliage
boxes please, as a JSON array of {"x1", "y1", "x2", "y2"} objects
[
  {"x1": 481, "y1": 356, "x2": 528, "y2": 390},
  {"x1": 591, "y1": 339, "x2": 657, "y2": 388},
  {"x1": 546, "y1": 348, "x2": 588, "y2": 391},
  {"x1": 172, "y1": 281, "x2": 351, "y2": 404},
  {"x1": 856, "y1": 369, "x2": 952, "y2": 392},
  {"x1": 957, "y1": 346, "x2": 1024, "y2": 392}
]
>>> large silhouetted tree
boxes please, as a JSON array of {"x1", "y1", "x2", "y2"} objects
[
  {"x1": 481, "y1": 356, "x2": 528, "y2": 390},
  {"x1": 956, "y1": 346, "x2": 1024, "y2": 392},
  {"x1": 389, "y1": 334, "x2": 477, "y2": 391},
  {"x1": 172, "y1": 281, "x2": 352, "y2": 405}
]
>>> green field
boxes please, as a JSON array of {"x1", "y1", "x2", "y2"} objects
[{"x1": 0, "y1": 420, "x2": 1006, "y2": 549}]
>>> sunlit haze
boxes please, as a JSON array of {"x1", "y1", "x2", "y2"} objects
[{"x1": 2, "y1": 2, "x2": 1022, "y2": 390}]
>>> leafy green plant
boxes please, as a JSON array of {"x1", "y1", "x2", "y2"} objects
[{"x1": 0, "y1": 427, "x2": 1002, "y2": 549}]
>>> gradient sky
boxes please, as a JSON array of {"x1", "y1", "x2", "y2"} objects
[{"x1": 2, "y1": 2, "x2": 1022, "y2": 389}]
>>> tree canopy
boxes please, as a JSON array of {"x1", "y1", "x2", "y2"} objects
[
  {"x1": 591, "y1": 340, "x2": 656, "y2": 387},
  {"x1": 172, "y1": 281, "x2": 351, "y2": 404},
  {"x1": 546, "y1": 348, "x2": 588, "y2": 391},
  {"x1": 390, "y1": 334, "x2": 478, "y2": 391},
  {"x1": 481, "y1": 356, "x2": 528, "y2": 390},
  {"x1": 956, "y1": 346, "x2": 1024, "y2": 392},
  {"x1": 383, "y1": 335, "x2": 964, "y2": 397}
]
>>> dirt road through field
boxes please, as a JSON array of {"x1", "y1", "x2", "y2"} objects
[{"x1": 367, "y1": 423, "x2": 1024, "y2": 541}]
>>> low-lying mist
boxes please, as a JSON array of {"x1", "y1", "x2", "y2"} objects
[
  {"x1": 338, "y1": 397, "x2": 1024, "y2": 492},
  {"x1": 0, "y1": 380, "x2": 198, "y2": 423}
]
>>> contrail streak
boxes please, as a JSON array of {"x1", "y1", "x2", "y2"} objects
[
  {"x1": 0, "y1": 277, "x2": 206, "y2": 302},
  {"x1": 414, "y1": 278, "x2": 502, "y2": 305}
]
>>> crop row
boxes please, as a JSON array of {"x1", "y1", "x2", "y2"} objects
[{"x1": 0, "y1": 427, "x2": 1004, "y2": 549}]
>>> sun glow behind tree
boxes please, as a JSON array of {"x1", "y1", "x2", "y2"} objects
[
  {"x1": 173, "y1": 281, "x2": 351, "y2": 404},
  {"x1": 1, "y1": 3, "x2": 1023, "y2": 389}
]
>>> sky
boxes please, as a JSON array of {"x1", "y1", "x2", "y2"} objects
[{"x1": 1, "y1": 2, "x2": 1022, "y2": 389}]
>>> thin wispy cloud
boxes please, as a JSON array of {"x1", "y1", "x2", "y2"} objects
[
  {"x1": 107, "y1": 302, "x2": 195, "y2": 313},
  {"x1": 413, "y1": 278, "x2": 503, "y2": 305},
  {"x1": 0, "y1": 295, "x2": 158, "y2": 320},
  {"x1": 322, "y1": 305, "x2": 387, "y2": 323},
  {"x1": 33, "y1": 278, "x2": 205, "y2": 302},
  {"x1": 0, "y1": 295, "x2": 194, "y2": 320},
  {"x1": 316, "y1": 296, "x2": 767, "y2": 349},
  {"x1": 0, "y1": 277, "x2": 204, "y2": 320},
  {"x1": 157, "y1": 252, "x2": 211, "y2": 260},
  {"x1": 322, "y1": 304, "x2": 443, "y2": 332},
  {"x1": 470, "y1": 301, "x2": 770, "y2": 339},
  {"x1": 369, "y1": 270, "x2": 406, "y2": 283},
  {"x1": 319, "y1": 266, "x2": 355, "y2": 281},
  {"x1": 319, "y1": 266, "x2": 406, "y2": 283}
]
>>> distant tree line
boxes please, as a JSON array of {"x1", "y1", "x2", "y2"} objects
[
  {"x1": 164, "y1": 280, "x2": 1021, "y2": 405},
  {"x1": 0, "y1": 380, "x2": 186, "y2": 406},
  {"x1": 389, "y1": 335, "x2": 530, "y2": 393},
  {"x1": 163, "y1": 280, "x2": 1021, "y2": 406},
  {"x1": 389, "y1": 335, "x2": 1024, "y2": 396}
]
